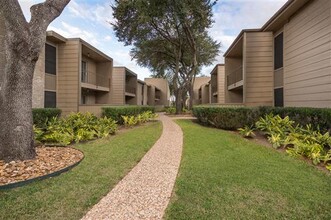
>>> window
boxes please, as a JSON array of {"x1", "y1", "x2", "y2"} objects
[
  {"x1": 274, "y1": 33, "x2": 283, "y2": 70},
  {"x1": 44, "y1": 91, "x2": 56, "y2": 108},
  {"x1": 81, "y1": 61, "x2": 88, "y2": 83},
  {"x1": 45, "y1": 44, "x2": 56, "y2": 75},
  {"x1": 274, "y1": 88, "x2": 284, "y2": 107}
]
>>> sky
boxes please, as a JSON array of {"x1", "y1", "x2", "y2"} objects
[{"x1": 18, "y1": 0, "x2": 287, "y2": 80}]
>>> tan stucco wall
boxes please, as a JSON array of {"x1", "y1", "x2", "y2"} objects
[
  {"x1": 283, "y1": 0, "x2": 331, "y2": 108},
  {"x1": 216, "y1": 65, "x2": 226, "y2": 104},
  {"x1": 193, "y1": 77, "x2": 210, "y2": 105},
  {"x1": 200, "y1": 84, "x2": 210, "y2": 104},
  {"x1": 145, "y1": 78, "x2": 170, "y2": 106},
  {"x1": 136, "y1": 82, "x2": 145, "y2": 105},
  {"x1": 95, "y1": 61, "x2": 112, "y2": 104},
  {"x1": 143, "y1": 84, "x2": 148, "y2": 105},
  {"x1": 57, "y1": 40, "x2": 80, "y2": 115},
  {"x1": 110, "y1": 67, "x2": 125, "y2": 105},
  {"x1": 243, "y1": 32, "x2": 274, "y2": 107},
  {"x1": 224, "y1": 57, "x2": 243, "y2": 103}
]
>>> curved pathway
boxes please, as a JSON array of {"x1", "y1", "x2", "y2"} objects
[{"x1": 82, "y1": 113, "x2": 183, "y2": 220}]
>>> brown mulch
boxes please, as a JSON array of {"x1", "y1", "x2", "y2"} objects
[{"x1": 0, "y1": 147, "x2": 84, "y2": 186}]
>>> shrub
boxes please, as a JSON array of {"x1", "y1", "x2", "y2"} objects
[
  {"x1": 255, "y1": 114, "x2": 295, "y2": 148},
  {"x1": 259, "y1": 106, "x2": 331, "y2": 133},
  {"x1": 102, "y1": 106, "x2": 155, "y2": 124},
  {"x1": 238, "y1": 125, "x2": 255, "y2": 138},
  {"x1": 193, "y1": 106, "x2": 331, "y2": 133},
  {"x1": 122, "y1": 111, "x2": 158, "y2": 127},
  {"x1": 192, "y1": 106, "x2": 260, "y2": 130},
  {"x1": 122, "y1": 116, "x2": 138, "y2": 127},
  {"x1": 165, "y1": 107, "x2": 176, "y2": 114},
  {"x1": 255, "y1": 114, "x2": 331, "y2": 169},
  {"x1": 32, "y1": 108, "x2": 61, "y2": 128},
  {"x1": 34, "y1": 112, "x2": 117, "y2": 146}
]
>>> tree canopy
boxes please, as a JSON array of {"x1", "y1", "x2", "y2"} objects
[{"x1": 112, "y1": 0, "x2": 220, "y2": 112}]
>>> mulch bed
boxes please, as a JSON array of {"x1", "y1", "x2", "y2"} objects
[{"x1": 0, "y1": 147, "x2": 84, "y2": 186}]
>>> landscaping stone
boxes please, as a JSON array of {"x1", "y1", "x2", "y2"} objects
[{"x1": 0, "y1": 147, "x2": 84, "y2": 186}]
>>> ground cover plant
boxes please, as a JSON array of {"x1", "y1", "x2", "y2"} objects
[
  {"x1": 252, "y1": 113, "x2": 331, "y2": 170},
  {"x1": 32, "y1": 108, "x2": 62, "y2": 128},
  {"x1": 122, "y1": 111, "x2": 157, "y2": 127},
  {"x1": 0, "y1": 122, "x2": 162, "y2": 220},
  {"x1": 165, "y1": 120, "x2": 331, "y2": 219},
  {"x1": 102, "y1": 106, "x2": 155, "y2": 124},
  {"x1": 34, "y1": 112, "x2": 118, "y2": 146},
  {"x1": 165, "y1": 106, "x2": 176, "y2": 114}
]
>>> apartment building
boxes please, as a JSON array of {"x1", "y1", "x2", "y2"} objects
[
  {"x1": 209, "y1": 64, "x2": 226, "y2": 104},
  {"x1": 222, "y1": 0, "x2": 331, "y2": 108},
  {"x1": 137, "y1": 79, "x2": 148, "y2": 106},
  {"x1": 111, "y1": 67, "x2": 140, "y2": 105},
  {"x1": 32, "y1": 31, "x2": 113, "y2": 116},
  {"x1": 198, "y1": 83, "x2": 210, "y2": 104},
  {"x1": 145, "y1": 78, "x2": 170, "y2": 106},
  {"x1": 192, "y1": 77, "x2": 211, "y2": 105}
]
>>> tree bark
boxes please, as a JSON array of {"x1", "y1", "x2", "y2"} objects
[
  {"x1": 174, "y1": 88, "x2": 183, "y2": 114},
  {"x1": 0, "y1": 54, "x2": 37, "y2": 161},
  {"x1": 0, "y1": 0, "x2": 70, "y2": 162}
]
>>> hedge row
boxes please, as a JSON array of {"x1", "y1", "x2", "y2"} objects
[
  {"x1": 102, "y1": 106, "x2": 155, "y2": 124},
  {"x1": 33, "y1": 108, "x2": 62, "y2": 128},
  {"x1": 193, "y1": 106, "x2": 331, "y2": 133}
]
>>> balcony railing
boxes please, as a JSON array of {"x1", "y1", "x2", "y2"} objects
[
  {"x1": 81, "y1": 71, "x2": 110, "y2": 88},
  {"x1": 227, "y1": 66, "x2": 243, "y2": 86},
  {"x1": 125, "y1": 85, "x2": 136, "y2": 94}
]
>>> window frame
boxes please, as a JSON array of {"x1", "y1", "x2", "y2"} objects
[
  {"x1": 44, "y1": 91, "x2": 57, "y2": 108},
  {"x1": 45, "y1": 43, "x2": 57, "y2": 75},
  {"x1": 274, "y1": 32, "x2": 284, "y2": 71}
]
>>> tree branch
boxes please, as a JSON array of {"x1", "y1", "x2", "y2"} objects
[
  {"x1": 0, "y1": 0, "x2": 28, "y2": 38},
  {"x1": 29, "y1": 0, "x2": 71, "y2": 33}
]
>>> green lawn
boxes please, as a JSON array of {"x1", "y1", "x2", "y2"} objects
[
  {"x1": 165, "y1": 120, "x2": 331, "y2": 219},
  {"x1": 0, "y1": 122, "x2": 162, "y2": 220}
]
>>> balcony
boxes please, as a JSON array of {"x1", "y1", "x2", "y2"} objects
[
  {"x1": 227, "y1": 66, "x2": 243, "y2": 90},
  {"x1": 125, "y1": 85, "x2": 136, "y2": 97},
  {"x1": 81, "y1": 72, "x2": 110, "y2": 92},
  {"x1": 155, "y1": 94, "x2": 161, "y2": 100},
  {"x1": 211, "y1": 85, "x2": 218, "y2": 97}
]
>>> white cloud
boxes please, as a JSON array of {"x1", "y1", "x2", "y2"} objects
[
  {"x1": 104, "y1": 35, "x2": 112, "y2": 41},
  {"x1": 67, "y1": 0, "x2": 114, "y2": 29},
  {"x1": 48, "y1": 21, "x2": 100, "y2": 47}
]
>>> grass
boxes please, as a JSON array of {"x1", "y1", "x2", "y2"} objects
[
  {"x1": 165, "y1": 120, "x2": 331, "y2": 219},
  {"x1": 0, "y1": 122, "x2": 162, "y2": 220}
]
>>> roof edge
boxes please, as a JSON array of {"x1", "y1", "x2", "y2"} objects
[{"x1": 223, "y1": 29, "x2": 260, "y2": 57}]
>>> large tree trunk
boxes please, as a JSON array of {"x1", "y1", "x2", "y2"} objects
[
  {"x1": 188, "y1": 75, "x2": 196, "y2": 110},
  {"x1": 0, "y1": 15, "x2": 37, "y2": 161},
  {"x1": 174, "y1": 88, "x2": 183, "y2": 114},
  {"x1": 0, "y1": 0, "x2": 71, "y2": 162},
  {"x1": 0, "y1": 55, "x2": 36, "y2": 161}
]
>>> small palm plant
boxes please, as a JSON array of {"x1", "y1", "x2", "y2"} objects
[{"x1": 238, "y1": 125, "x2": 256, "y2": 138}]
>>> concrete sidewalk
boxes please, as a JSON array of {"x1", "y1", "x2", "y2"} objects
[{"x1": 81, "y1": 114, "x2": 183, "y2": 220}]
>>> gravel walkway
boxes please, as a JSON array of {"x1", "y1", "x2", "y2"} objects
[{"x1": 82, "y1": 113, "x2": 183, "y2": 220}]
